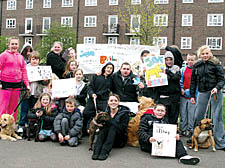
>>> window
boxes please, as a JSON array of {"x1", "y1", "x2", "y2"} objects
[
  {"x1": 108, "y1": 15, "x2": 118, "y2": 32},
  {"x1": 25, "y1": 18, "x2": 33, "y2": 34},
  {"x1": 182, "y1": 14, "x2": 192, "y2": 26},
  {"x1": 130, "y1": 38, "x2": 140, "y2": 45},
  {"x1": 206, "y1": 37, "x2": 222, "y2": 50},
  {"x1": 208, "y1": 0, "x2": 224, "y2": 3},
  {"x1": 6, "y1": 19, "x2": 16, "y2": 29},
  {"x1": 85, "y1": 0, "x2": 97, "y2": 6},
  {"x1": 61, "y1": 17, "x2": 73, "y2": 27},
  {"x1": 43, "y1": 17, "x2": 51, "y2": 32},
  {"x1": 181, "y1": 37, "x2": 192, "y2": 49},
  {"x1": 131, "y1": 15, "x2": 140, "y2": 32},
  {"x1": 43, "y1": 0, "x2": 51, "y2": 8},
  {"x1": 25, "y1": 37, "x2": 32, "y2": 46},
  {"x1": 84, "y1": 37, "x2": 96, "y2": 44},
  {"x1": 153, "y1": 37, "x2": 167, "y2": 48},
  {"x1": 154, "y1": 14, "x2": 168, "y2": 26},
  {"x1": 154, "y1": 0, "x2": 169, "y2": 4},
  {"x1": 131, "y1": 0, "x2": 141, "y2": 4},
  {"x1": 84, "y1": 16, "x2": 97, "y2": 27},
  {"x1": 7, "y1": 0, "x2": 16, "y2": 10},
  {"x1": 62, "y1": 0, "x2": 73, "y2": 7},
  {"x1": 109, "y1": 0, "x2": 118, "y2": 5},
  {"x1": 108, "y1": 37, "x2": 117, "y2": 44},
  {"x1": 26, "y1": 0, "x2": 33, "y2": 9},
  {"x1": 182, "y1": 0, "x2": 193, "y2": 3},
  {"x1": 207, "y1": 14, "x2": 223, "y2": 26}
]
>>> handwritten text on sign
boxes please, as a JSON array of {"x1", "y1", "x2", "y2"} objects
[{"x1": 26, "y1": 66, "x2": 52, "y2": 82}]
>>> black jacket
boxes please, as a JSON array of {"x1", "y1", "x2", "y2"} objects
[
  {"x1": 165, "y1": 46, "x2": 184, "y2": 68},
  {"x1": 76, "y1": 84, "x2": 87, "y2": 106},
  {"x1": 54, "y1": 108, "x2": 83, "y2": 138},
  {"x1": 190, "y1": 57, "x2": 224, "y2": 97},
  {"x1": 112, "y1": 71, "x2": 139, "y2": 102},
  {"x1": 46, "y1": 51, "x2": 66, "y2": 79}
]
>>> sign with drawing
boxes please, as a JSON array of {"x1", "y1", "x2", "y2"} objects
[
  {"x1": 144, "y1": 56, "x2": 168, "y2": 87},
  {"x1": 152, "y1": 123, "x2": 177, "y2": 157},
  {"x1": 26, "y1": 66, "x2": 52, "y2": 82},
  {"x1": 52, "y1": 78, "x2": 76, "y2": 98}
]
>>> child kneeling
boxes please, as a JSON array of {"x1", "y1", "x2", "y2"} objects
[
  {"x1": 138, "y1": 104, "x2": 200, "y2": 165},
  {"x1": 54, "y1": 97, "x2": 83, "y2": 147}
]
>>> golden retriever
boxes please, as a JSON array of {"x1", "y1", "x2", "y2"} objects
[{"x1": 0, "y1": 114, "x2": 22, "y2": 141}]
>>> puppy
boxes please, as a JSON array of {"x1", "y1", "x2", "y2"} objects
[
  {"x1": 189, "y1": 118, "x2": 216, "y2": 152},
  {"x1": 0, "y1": 114, "x2": 22, "y2": 142},
  {"x1": 88, "y1": 112, "x2": 109, "y2": 151}
]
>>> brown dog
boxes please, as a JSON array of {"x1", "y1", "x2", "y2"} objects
[
  {"x1": 189, "y1": 118, "x2": 216, "y2": 152},
  {"x1": 0, "y1": 114, "x2": 22, "y2": 141},
  {"x1": 88, "y1": 112, "x2": 109, "y2": 151},
  {"x1": 127, "y1": 97, "x2": 155, "y2": 147}
]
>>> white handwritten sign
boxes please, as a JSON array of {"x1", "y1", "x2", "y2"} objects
[
  {"x1": 77, "y1": 44, "x2": 160, "y2": 74},
  {"x1": 119, "y1": 102, "x2": 139, "y2": 114},
  {"x1": 144, "y1": 56, "x2": 168, "y2": 87},
  {"x1": 52, "y1": 78, "x2": 76, "y2": 98},
  {"x1": 27, "y1": 66, "x2": 52, "y2": 82},
  {"x1": 152, "y1": 123, "x2": 177, "y2": 157}
]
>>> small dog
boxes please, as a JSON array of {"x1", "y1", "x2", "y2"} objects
[
  {"x1": 189, "y1": 118, "x2": 216, "y2": 152},
  {"x1": 0, "y1": 114, "x2": 22, "y2": 141},
  {"x1": 88, "y1": 112, "x2": 109, "y2": 151},
  {"x1": 26, "y1": 119, "x2": 40, "y2": 142}
]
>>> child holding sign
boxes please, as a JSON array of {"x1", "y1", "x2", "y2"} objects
[{"x1": 138, "y1": 104, "x2": 200, "y2": 165}]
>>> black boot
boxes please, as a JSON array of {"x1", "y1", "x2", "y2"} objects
[{"x1": 98, "y1": 150, "x2": 109, "y2": 161}]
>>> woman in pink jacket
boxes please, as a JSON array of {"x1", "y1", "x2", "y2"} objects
[{"x1": 0, "y1": 36, "x2": 30, "y2": 122}]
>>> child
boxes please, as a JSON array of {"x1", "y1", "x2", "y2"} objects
[
  {"x1": 0, "y1": 36, "x2": 30, "y2": 123},
  {"x1": 27, "y1": 93, "x2": 58, "y2": 142},
  {"x1": 54, "y1": 97, "x2": 83, "y2": 147},
  {"x1": 138, "y1": 104, "x2": 200, "y2": 165},
  {"x1": 62, "y1": 58, "x2": 79, "y2": 78},
  {"x1": 18, "y1": 51, "x2": 44, "y2": 132},
  {"x1": 179, "y1": 53, "x2": 197, "y2": 137},
  {"x1": 20, "y1": 43, "x2": 33, "y2": 64}
]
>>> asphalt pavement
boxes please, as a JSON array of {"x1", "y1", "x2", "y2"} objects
[{"x1": 0, "y1": 136, "x2": 224, "y2": 168}]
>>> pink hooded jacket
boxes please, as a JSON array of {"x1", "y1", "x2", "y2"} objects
[{"x1": 0, "y1": 50, "x2": 29, "y2": 87}]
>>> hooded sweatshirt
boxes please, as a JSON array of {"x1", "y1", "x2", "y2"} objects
[{"x1": 20, "y1": 43, "x2": 33, "y2": 64}]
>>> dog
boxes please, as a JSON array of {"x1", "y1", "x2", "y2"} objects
[
  {"x1": 88, "y1": 112, "x2": 109, "y2": 151},
  {"x1": 0, "y1": 114, "x2": 22, "y2": 141},
  {"x1": 189, "y1": 118, "x2": 216, "y2": 152},
  {"x1": 127, "y1": 97, "x2": 155, "y2": 147}
]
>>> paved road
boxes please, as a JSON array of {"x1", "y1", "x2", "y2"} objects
[{"x1": 0, "y1": 136, "x2": 224, "y2": 168}]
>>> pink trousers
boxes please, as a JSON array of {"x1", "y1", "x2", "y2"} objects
[{"x1": 0, "y1": 89, "x2": 20, "y2": 123}]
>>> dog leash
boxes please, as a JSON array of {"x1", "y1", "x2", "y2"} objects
[
  {"x1": 93, "y1": 97, "x2": 98, "y2": 115},
  {"x1": 204, "y1": 92, "x2": 216, "y2": 119}
]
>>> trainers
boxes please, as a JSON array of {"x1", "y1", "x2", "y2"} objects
[
  {"x1": 17, "y1": 127, "x2": 24, "y2": 133},
  {"x1": 179, "y1": 155, "x2": 200, "y2": 165},
  {"x1": 92, "y1": 153, "x2": 99, "y2": 160}
]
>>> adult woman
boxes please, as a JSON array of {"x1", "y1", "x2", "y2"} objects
[
  {"x1": 190, "y1": 45, "x2": 225, "y2": 150},
  {"x1": 92, "y1": 94, "x2": 130, "y2": 160},
  {"x1": 46, "y1": 41, "x2": 65, "y2": 79}
]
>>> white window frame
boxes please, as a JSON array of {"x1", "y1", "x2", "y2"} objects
[
  {"x1": 6, "y1": 18, "x2": 16, "y2": 29},
  {"x1": 61, "y1": 17, "x2": 73, "y2": 27},
  {"x1": 84, "y1": 37, "x2": 96, "y2": 44},
  {"x1": 208, "y1": 0, "x2": 224, "y2": 3},
  {"x1": 182, "y1": 0, "x2": 193, "y2": 3},
  {"x1": 84, "y1": 16, "x2": 97, "y2": 27},
  {"x1": 109, "y1": 0, "x2": 118, "y2": 5},
  {"x1": 7, "y1": 0, "x2": 16, "y2": 10},
  {"x1": 181, "y1": 37, "x2": 192, "y2": 49},
  {"x1": 26, "y1": 0, "x2": 33, "y2": 9},
  {"x1": 42, "y1": 17, "x2": 51, "y2": 32},
  {"x1": 108, "y1": 15, "x2": 118, "y2": 33},
  {"x1": 43, "y1": 0, "x2": 51, "y2": 8},
  {"x1": 207, "y1": 14, "x2": 223, "y2": 26},
  {"x1": 153, "y1": 37, "x2": 167, "y2": 49},
  {"x1": 25, "y1": 37, "x2": 32, "y2": 46},
  {"x1": 131, "y1": 15, "x2": 141, "y2": 32},
  {"x1": 108, "y1": 37, "x2": 117, "y2": 44},
  {"x1": 62, "y1": 0, "x2": 73, "y2": 7},
  {"x1": 154, "y1": 14, "x2": 168, "y2": 26},
  {"x1": 131, "y1": 0, "x2": 141, "y2": 4},
  {"x1": 154, "y1": 0, "x2": 169, "y2": 4},
  {"x1": 85, "y1": 0, "x2": 97, "y2": 6},
  {"x1": 206, "y1": 37, "x2": 222, "y2": 50},
  {"x1": 25, "y1": 18, "x2": 33, "y2": 34},
  {"x1": 182, "y1": 14, "x2": 192, "y2": 26},
  {"x1": 130, "y1": 38, "x2": 140, "y2": 45}
]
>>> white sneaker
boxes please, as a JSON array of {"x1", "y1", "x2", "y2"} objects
[
  {"x1": 179, "y1": 155, "x2": 200, "y2": 165},
  {"x1": 17, "y1": 127, "x2": 24, "y2": 133}
]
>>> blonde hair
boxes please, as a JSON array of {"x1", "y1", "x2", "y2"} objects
[
  {"x1": 73, "y1": 68, "x2": 84, "y2": 79},
  {"x1": 34, "y1": 93, "x2": 52, "y2": 116},
  {"x1": 8, "y1": 36, "x2": 19, "y2": 44},
  {"x1": 62, "y1": 58, "x2": 78, "y2": 78},
  {"x1": 29, "y1": 51, "x2": 40, "y2": 62},
  {"x1": 51, "y1": 41, "x2": 63, "y2": 51},
  {"x1": 197, "y1": 45, "x2": 212, "y2": 59}
]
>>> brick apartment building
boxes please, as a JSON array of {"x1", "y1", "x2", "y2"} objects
[{"x1": 1, "y1": 0, "x2": 225, "y2": 65}]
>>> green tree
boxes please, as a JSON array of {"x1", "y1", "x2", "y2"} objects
[
  {"x1": 35, "y1": 22, "x2": 77, "y2": 63},
  {"x1": 118, "y1": 0, "x2": 167, "y2": 45},
  {"x1": 0, "y1": 36, "x2": 9, "y2": 53}
]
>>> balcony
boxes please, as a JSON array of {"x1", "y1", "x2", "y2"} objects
[
  {"x1": 18, "y1": 26, "x2": 35, "y2": 37},
  {"x1": 102, "y1": 24, "x2": 120, "y2": 36},
  {"x1": 36, "y1": 25, "x2": 48, "y2": 36},
  {"x1": 125, "y1": 24, "x2": 139, "y2": 36}
]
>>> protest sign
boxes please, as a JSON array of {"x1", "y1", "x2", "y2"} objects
[
  {"x1": 26, "y1": 66, "x2": 52, "y2": 82},
  {"x1": 52, "y1": 78, "x2": 76, "y2": 98},
  {"x1": 144, "y1": 56, "x2": 168, "y2": 87},
  {"x1": 119, "y1": 102, "x2": 139, "y2": 114},
  {"x1": 77, "y1": 44, "x2": 160, "y2": 74},
  {"x1": 152, "y1": 123, "x2": 177, "y2": 157}
]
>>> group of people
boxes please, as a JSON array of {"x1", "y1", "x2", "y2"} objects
[{"x1": 0, "y1": 36, "x2": 225, "y2": 165}]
